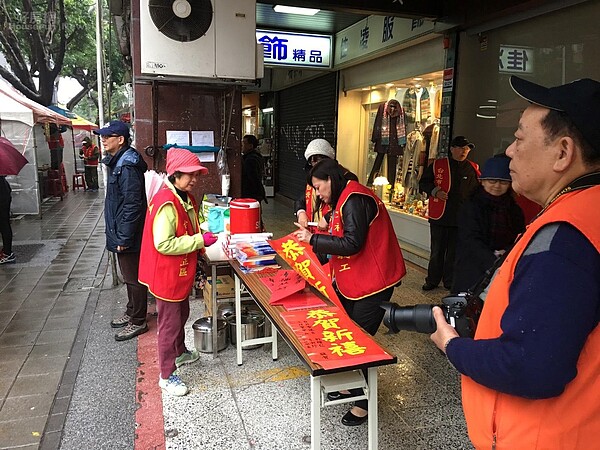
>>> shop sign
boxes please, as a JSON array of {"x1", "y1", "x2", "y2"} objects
[
  {"x1": 257, "y1": 30, "x2": 332, "y2": 69},
  {"x1": 499, "y1": 46, "x2": 534, "y2": 74},
  {"x1": 334, "y1": 15, "x2": 434, "y2": 66}
]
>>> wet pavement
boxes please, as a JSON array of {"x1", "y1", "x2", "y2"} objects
[{"x1": 0, "y1": 189, "x2": 473, "y2": 450}]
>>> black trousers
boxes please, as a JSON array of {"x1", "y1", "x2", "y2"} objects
[
  {"x1": 0, "y1": 199, "x2": 12, "y2": 255},
  {"x1": 338, "y1": 285, "x2": 395, "y2": 411},
  {"x1": 367, "y1": 153, "x2": 399, "y2": 187},
  {"x1": 426, "y1": 223, "x2": 457, "y2": 288},
  {"x1": 84, "y1": 165, "x2": 99, "y2": 190},
  {"x1": 116, "y1": 251, "x2": 148, "y2": 326}
]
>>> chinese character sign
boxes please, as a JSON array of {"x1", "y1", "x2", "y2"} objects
[
  {"x1": 280, "y1": 307, "x2": 394, "y2": 370},
  {"x1": 257, "y1": 30, "x2": 332, "y2": 69},
  {"x1": 499, "y1": 46, "x2": 534, "y2": 74},
  {"x1": 269, "y1": 233, "x2": 342, "y2": 308}
]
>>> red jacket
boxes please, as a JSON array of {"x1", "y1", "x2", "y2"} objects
[
  {"x1": 329, "y1": 181, "x2": 406, "y2": 299},
  {"x1": 138, "y1": 187, "x2": 199, "y2": 302},
  {"x1": 81, "y1": 143, "x2": 99, "y2": 166},
  {"x1": 462, "y1": 185, "x2": 600, "y2": 450}
]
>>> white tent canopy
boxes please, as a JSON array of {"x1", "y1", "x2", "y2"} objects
[{"x1": 0, "y1": 78, "x2": 71, "y2": 215}]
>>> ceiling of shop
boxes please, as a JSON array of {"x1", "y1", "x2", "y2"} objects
[{"x1": 256, "y1": 3, "x2": 368, "y2": 34}]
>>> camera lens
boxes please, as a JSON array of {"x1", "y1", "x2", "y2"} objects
[{"x1": 382, "y1": 303, "x2": 437, "y2": 334}]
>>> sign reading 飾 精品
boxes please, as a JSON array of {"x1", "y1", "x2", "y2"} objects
[{"x1": 257, "y1": 30, "x2": 332, "y2": 69}]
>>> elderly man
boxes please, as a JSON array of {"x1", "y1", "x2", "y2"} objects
[
  {"x1": 431, "y1": 77, "x2": 600, "y2": 449},
  {"x1": 419, "y1": 135, "x2": 480, "y2": 291},
  {"x1": 94, "y1": 120, "x2": 149, "y2": 341}
]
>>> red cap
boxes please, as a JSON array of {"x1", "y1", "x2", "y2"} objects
[{"x1": 166, "y1": 148, "x2": 209, "y2": 175}]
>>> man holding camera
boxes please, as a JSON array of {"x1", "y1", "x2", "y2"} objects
[{"x1": 431, "y1": 77, "x2": 600, "y2": 449}]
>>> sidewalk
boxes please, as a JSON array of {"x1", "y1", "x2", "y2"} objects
[{"x1": 0, "y1": 190, "x2": 473, "y2": 450}]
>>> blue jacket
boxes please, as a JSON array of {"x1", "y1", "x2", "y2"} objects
[{"x1": 102, "y1": 146, "x2": 147, "y2": 253}]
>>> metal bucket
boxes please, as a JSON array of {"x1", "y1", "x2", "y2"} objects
[
  {"x1": 228, "y1": 313, "x2": 265, "y2": 349},
  {"x1": 192, "y1": 317, "x2": 229, "y2": 353}
]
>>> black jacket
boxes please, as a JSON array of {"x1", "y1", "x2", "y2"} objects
[
  {"x1": 102, "y1": 146, "x2": 147, "y2": 253},
  {"x1": 0, "y1": 176, "x2": 11, "y2": 210},
  {"x1": 419, "y1": 157, "x2": 480, "y2": 226},
  {"x1": 310, "y1": 194, "x2": 377, "y2": 256},
  {"x1": 241, "y1": 150, "x2": 266, "y2": 203},
  {"x1": 452, "y1": 187, "x2": 525, "y2": 293}
]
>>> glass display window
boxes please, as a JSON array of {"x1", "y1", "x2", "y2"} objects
[
  {"x1": 346, "y1": 70, "x2": 443, "y2": 219},
  {"x1": 453, "y1": 1, "x2": 600, "y2": 166}
]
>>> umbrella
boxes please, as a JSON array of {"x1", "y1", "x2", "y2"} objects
[{"x1": 0, "y1": 137, "x2": 29, "y2": 176}]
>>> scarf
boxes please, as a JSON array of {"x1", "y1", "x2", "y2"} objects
[{"x1": 380, "y1": 100, "x2": 407, "y2": 146}]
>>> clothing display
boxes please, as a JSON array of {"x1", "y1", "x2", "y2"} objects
[
  {"x1": 402, "y1": 87, "x2": 431, "y2": 124},
  {"x1": 400, "y1": 129, "x2": 425, "y2": 199},
  {"x1": 367, "y1": 100, "x2": 406, "y2": 186}
]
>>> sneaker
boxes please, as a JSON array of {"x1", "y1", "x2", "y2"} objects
[
  {"x1": 159, "y1": 374, "x2": 188, "y2": 396},
  {"x1": 115, "y1": 322, "x2": 148, "y2": 341},
  {"x1": 110, "y1": 314, "x2": 131, "y2": 328},
  {"x1": 175, "y1": 349, "x2": 200, "y2": 368},
  {"x1": 0, "y1": 253, "x2": 15, "y2": 264}
]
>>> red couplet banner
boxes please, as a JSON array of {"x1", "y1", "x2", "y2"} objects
[
  {"x1": 269, "y1": 233, "x2": 343, "y2": 308},
  {"x1": 280, "y1": 307, "x2": 395, "y2": 370}
]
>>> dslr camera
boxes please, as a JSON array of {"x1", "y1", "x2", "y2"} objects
[{"x1": 381, "y1": 293, "x2": 483, "y2": 338}]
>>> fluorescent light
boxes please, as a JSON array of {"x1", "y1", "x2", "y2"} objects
[
  {"x1": 262, "y1": 107, "x2": 273, "y2": 113},
  {"x1": 273, "y1": 5, "x2": 320, "y2": 15}
]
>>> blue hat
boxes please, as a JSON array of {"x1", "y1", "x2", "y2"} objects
[
  {"x1": 480, "y1": 156, "x2": 511, "y2": 181},
  {"x1": 93, "y1": 120, "x2": 130, "y2": 138}
]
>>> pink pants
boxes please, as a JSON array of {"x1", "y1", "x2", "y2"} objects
[{"x1": 156, "y1": 298, "x2": 190, "y2": 379}]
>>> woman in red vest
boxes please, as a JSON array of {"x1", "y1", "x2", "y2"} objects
[
  {"x1": 295, "y1": 158, "x2": 406, "y2": 426},
  {"x1": 138, "y1": 148, "x2": 217, "y2": 397}
]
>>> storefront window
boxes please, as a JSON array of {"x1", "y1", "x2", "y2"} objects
[
  {"x1": 454, "y1": 1, "x2": 600, "y2": 165},
  {"x1": 346, "y1": 70, "x2": 443, "y2": 219}
]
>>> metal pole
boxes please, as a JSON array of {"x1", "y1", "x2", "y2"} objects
[{"x1": 95, "y1": 0, "x2": 118, "y2": 285}]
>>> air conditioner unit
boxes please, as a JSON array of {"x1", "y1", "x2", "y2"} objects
[{"x1": 139, "y1": 0, "x2": 258, "y2": 80}]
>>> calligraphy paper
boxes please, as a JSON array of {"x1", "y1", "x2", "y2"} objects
[
  {"x1": 280, "y1": 307, "x2": 394, "y2": 370},
  {"x1": 269, "y1": 233, "x2": 342, "y2": 308},
  {"x1": 275, "y1": 290, "x2": 326, "y2": 311},
  {"x1": 261, "y1": 269, "x2": 306, "y2": 303}
]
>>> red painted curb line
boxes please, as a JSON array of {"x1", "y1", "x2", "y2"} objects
[{"x1": 135, "y1": 303, "x2": 166, "y2": 450}]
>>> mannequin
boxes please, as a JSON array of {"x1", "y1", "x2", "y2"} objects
[{"x1": 367, "y1": 99, "x2": 406, "y2": 187}]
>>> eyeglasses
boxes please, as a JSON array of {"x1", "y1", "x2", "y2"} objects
[
  {"x1": 483, "y1": 179, "x2": 510, "y2": 185},
  {"x1": 101, "y1": 134, "x2": 120, "y2": 139}
]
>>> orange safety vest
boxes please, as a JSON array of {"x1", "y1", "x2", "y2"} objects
[
  {"x1": 329, "y1": 180, "x2": 406, "y2": 299},
  {"x1": 138, "y1": 187, "x2": 199, "y2": 302},
  {"x1": 462, "y1": 185, "x2": 600, "y2": 450}
]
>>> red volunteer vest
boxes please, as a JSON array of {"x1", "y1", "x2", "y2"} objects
[
  {"x1": 428, "y1": 158, "x2": 450, "y2": 220},
  {"x1": 329, "y1": 180, "x2": 406, "y2": 299},
  {"x1": 304, "y1": 184, "x2": 330, "y2": 234},
  {"x1": 82, "y1": 144, "x2": 99, "y2": 166},
  {"x1": 138, "y1": 187, "x2": 199, "y2": 302},
  {"x1": 462, "y1": 185, "x2": 600, "y2": 450}
]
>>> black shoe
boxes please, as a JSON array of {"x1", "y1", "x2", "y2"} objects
[
  {"x1": 115, "y1": 322, "x2": 148, "y2": 341},
  {"x1": 327, "y1": 391, "x2": 355, "y2": 401},
  {"x1": 341, "y1": 410, "x2": 368, "y2": 426},
  {"x1": 422, "y1": 283, "x2": 437, "y2": 291}
]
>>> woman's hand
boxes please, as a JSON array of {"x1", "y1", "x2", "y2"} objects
[
  {"x1": 296, "y1": 211, "x2": 309, "y2": 228},
  {"x1": 293, "y1": 223, "x2": 313, "y2": 243},
  {"x1": 202, "y1": 232, "x2": 218, "y2": 247},
  {"x1": 317, "y1": 216, "x2": 329, "y2": 232}
]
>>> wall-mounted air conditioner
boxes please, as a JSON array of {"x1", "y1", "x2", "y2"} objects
[{"x1": 140, "y1": 0, "x2": 259, "y2": 80}]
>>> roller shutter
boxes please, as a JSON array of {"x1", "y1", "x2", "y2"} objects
[{"x1": 277, "y1": 72, "x2": 338, "y2": 200}]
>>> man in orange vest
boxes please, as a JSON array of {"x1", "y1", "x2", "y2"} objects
[{"x1": 431, "y1": 77, "x2": 600, "y2": 449}]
